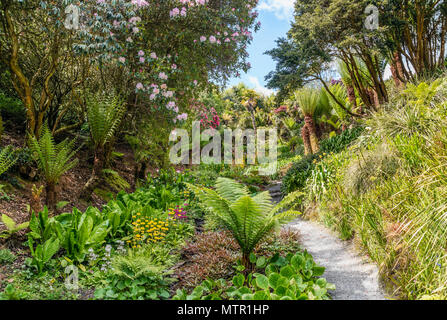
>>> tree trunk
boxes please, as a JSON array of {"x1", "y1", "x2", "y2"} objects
[
  {"x1": 305, "y1": 115, "x2": 319, "y2": 154},
  {"x1": 346, "y1": 85, "x2": 357, "y2": 108},
  {"x1": 45, "y1": 182, "x2": 57, "y2": 212},
  {"x1": 391, "y1": 52, "x2": 405, "y2": 89},
  {"x1": 301, "y1": 124, "x2": 312, "y2": 156},
  {"x1": 80, "y1": 149, "x2": 104, "y2": 201},
  {"x1": 241, "y1": 252, "x2": 254, "y2": 273},
  {"x1": 134, "y1": 162, "x2": 147, "y2": 184}
]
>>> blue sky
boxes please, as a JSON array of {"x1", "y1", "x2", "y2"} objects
[{"x1": 227, "y1": 0, "x2": 295, "y2": 95}]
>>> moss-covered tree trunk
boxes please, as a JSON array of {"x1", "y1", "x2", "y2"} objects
[
  {"x1": 80, "y1": 149, "x2": 104, "y2": 201},
  {"x1": 346, "y1": 85, "x2": 357, "y2": 108},
  {"x1": 305, "y1": 115, "x2": 319, "y2": 154},
  {"x1": 45, "y1": 182, "x2": 57, "y2": 212}
]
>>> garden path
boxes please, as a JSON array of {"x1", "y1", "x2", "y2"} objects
[{"x1": 268, "y1": 183, "x2": 388, "y2": 300}]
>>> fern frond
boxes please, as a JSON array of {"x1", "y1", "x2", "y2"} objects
[
  {"x1": 215, "y1": 177, "x2": 249, "y2": 203},
  {"x1": 0, "y1": 146, "x2": 17, "y2": 176},
  {"x1": 252, "y1": 191, "x2": 274, "y2": 213},
  {"x1": 86, "y1": 92, "x2": 126, "y2": 148}
]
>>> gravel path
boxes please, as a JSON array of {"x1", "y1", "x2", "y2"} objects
[{"x1": 268, "y1": 183, "x2": 388, "y2": 300}]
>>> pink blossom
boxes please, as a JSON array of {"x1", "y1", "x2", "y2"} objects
[{"x1": 131, "y1": 0, "x2": 149, "y2": 7}]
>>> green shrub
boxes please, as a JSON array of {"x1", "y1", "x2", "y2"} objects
[
  {"x1": 281, "y1": 127, "x2": 364, "y2": 195},
  {"x1": 0, "y1": 92, "x2": 26, "y2": 126},
  {"x1": 320, "y1": 126, "x2": 364, "y2": 154},
  {"x1": 343, "y1": 144, "x2": 399, "y2": 196}
]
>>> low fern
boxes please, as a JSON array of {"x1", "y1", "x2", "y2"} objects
[{"x1": 187, "y1": 178, "x2": 301, "y2": 268}]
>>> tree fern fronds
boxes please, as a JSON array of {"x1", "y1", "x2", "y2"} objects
[
  {"x1": 29, "y1": 124, "x2": 79, "y2": 184},
  {"x1": 86, "y1": 92, "x2": 126, "y2": 148},
  {"x1": 252, "y1": 191, "x2": 274, "y2": 213},
  {"x1": 29, "y1": 123, "x2": 79, "y2": 209},
  {"x1": 188, "y1": 177, "x2": 301, "y2": 268}
]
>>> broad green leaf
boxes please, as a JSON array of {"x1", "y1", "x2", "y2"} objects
[
  {"x1": 1, "y1": 214, "x2": 16, "y2": 230},
  {"x1": 232, "y1": 274, "x2": 245, "y2": 287},
  {"x1": 280, "y1": 265, "x2": 295, "y2": 278},
  {"x1": 255, "y1": 274, "x2": 269, "y2": 290},
  {"x1": 313, "y1": 266, "x2": 325, "y2": 277}
]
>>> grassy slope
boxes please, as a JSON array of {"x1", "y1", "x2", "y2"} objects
[{"x1": 288, "y1": 76, "x2": 447, "y2": 300}]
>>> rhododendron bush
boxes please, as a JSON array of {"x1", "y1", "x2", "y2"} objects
[{"x1": 1, "y1": 0, "x2": 260, "y2": 130}]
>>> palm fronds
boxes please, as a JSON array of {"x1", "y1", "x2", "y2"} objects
[{"x1": 293, "y1": 88, "x2": 320, "y2": 116}]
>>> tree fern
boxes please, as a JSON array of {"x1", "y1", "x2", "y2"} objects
[
  {"x1": 29, "y1": 124, "x2": 78, "y2": 210},
  {"x1": 81, "y1": 93, "x2": 126, "y2": 200},
  {"x1": 187, "y1": 178, "x2": 301, "y2": 268},
  {"x1": 86, "y1": 93, "x2": 125, "y2": 149},
  {"x1": 293, "y1": 88, "x2": 320, "y2": 117}
]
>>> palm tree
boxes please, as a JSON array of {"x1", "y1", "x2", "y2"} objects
[
  {"x1": 187, "y1": 178, "x2": 301, "y2": 269},
  {"x1": 80, "y1": 93, "x2": 125, "y2": 200},
  {"x1": 293, "y1": 88, "x2": 321, "y2": 154},
  {"x1": 29, "y1": 125, "x2": 78, "y2": 211}
]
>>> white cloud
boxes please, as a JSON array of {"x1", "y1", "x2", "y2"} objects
[
  {"x1": 248, "y1": 76, "x2": 275, "y2": 96},
  {"x1": 258, "y1": 0, "x2": 294, "y2": 20}
]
